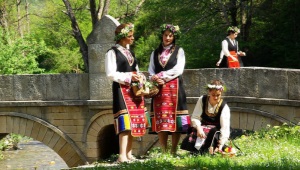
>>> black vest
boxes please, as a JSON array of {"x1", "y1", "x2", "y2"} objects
[
  {"x1": 110, "y1": 47, "x2": 137, "y2": 72},
  {"x1": 225, "y1": 38, "x2": 238, "y2": 52},
  {"x1": 153, "y1": 46, "x2": 180, "y2": 73},
  {"x1": 201, "y1": 95, "x2": 226, "y2": 129}
]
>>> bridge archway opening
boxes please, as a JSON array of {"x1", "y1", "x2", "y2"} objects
[{"x1": 98, "y1": 124, "x2": 119, "y2": 159}]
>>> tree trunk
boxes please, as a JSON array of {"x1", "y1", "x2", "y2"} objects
[
  {"x1": 89, "y1": 0, "x2": 97, "y2": 28},
  {"x1": 62, "y1": 0, "x2": 89, "y2": 72},
  {"x1": 25, "y1": 0, "x2": 30, "y2": 33},
  {"x1": 0, "y1": 1, "x2": 11, "y2": 44},
  {"x1": 16, "y1": 0, "x2": 23, "y2": 37},
  {"x1": 217, "y1": 0, "x2": 230, "y2": 26}
]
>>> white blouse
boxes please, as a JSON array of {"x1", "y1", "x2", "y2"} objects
[
  {"x1": 191, "y1": 95, "x2": 231, "y2": 146},
  {"x1": 105, "y1": 44, "x2": 140, "y2": 85},
  {"x1": 148, "y1": 46, "x2": 185, "y2": 82}
]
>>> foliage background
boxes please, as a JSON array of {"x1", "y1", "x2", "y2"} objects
[{"x1": 0, "y1": 0, "x2": 298, "y2": 74}]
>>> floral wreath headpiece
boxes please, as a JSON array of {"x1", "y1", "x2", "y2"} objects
[
  {"x1": 114, "y1": 24, "x2": 134, "y2": 41},
  {"x1": 206, "y1": 84, "x2": 226, "y2": 92},
  {"x1": 160, "y1": 24, "x2": 181, "y2": 39},
  {"x1": 227, "y1": 26, "x2": 240, "y2": 33}
]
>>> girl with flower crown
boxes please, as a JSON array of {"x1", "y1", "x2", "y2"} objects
[
  {"x1": 216, "y1": 26, "x2": 246, "y2": 68},
  {"x1": 184, "y1": 80, "x2": 231, "y2": 154},
  {"x1": 105, "y1": 23, "x2": 148, "y2": 163},
  {"x1": 148, "y1": 24, "x2": 190, "y2": 155}
]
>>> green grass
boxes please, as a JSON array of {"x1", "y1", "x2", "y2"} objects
[{"x1": 77, "y1": 124, "x2": 300, "y2": 170}]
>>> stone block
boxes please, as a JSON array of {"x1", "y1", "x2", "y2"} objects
[
  {"x1": 88, "y1": 44, "x2": 114, "y2": 74},
  {"x1": 274, "y1": 106, "x2": 294, "y2": 122},
  {"x1": 24, "y1": 120, "x2": 34, "y2": 137},
  {"x1": 78, "y1": 73, "x2": 90, "y2": 99},
  {"x1": 53, "y1": 138, "x2": 67, "y2": 152},
  {"x1": 42, "y1": 130, "x2": 54, "y2": 145},
  {"x1": 231, "y1": 112, "x2": 240, "y2": 129},
  {"x1": 0, "y1": 116, "x2": 7, "y2": 132},
  {"x1": 45, "y1": 74, "x2": 64, "y2": 100},
  {"x1": 0, "y1": 76, "x2": 14, "y2": 101},
  {"x1": 63, "y1": 120, "x2": 74, "y2": 126},
  {"x1": 30, "y1": 122, "x2": 41, "y2": 139},
  {"x1": 48, "y1": 133, "x2": 60, "y2": 148},
  {"x1": 64, "y1": 150, "x2": 77, "y2": 163},
  {"x1": 6, "y1": 116, "x2": 13, "y2": 133},
  {"x1": 13, "y1": 75, "x2": 46, "y2": 101},
  {"x1": 59, "y1": 125, "x2": 77, "y2": 134},
  {"x1": 183, "y1": 69, "x2": 201, "y2": 97},
  {"x1": 68, "y1": 134, "x2": 82, "y2": 142},
  {"x1": 288, "y1": 70, "x2": 300, "y2": 100},
  {"x1": 87, "y1": 15, "x2": 119, "y2": 44},
  {"x1": 256, "y1": 68, "x2": 288, "y2": 99},
  {"x1": 61, "y1": 74, "x2": 80, "y2": 100},
  {"x1": 246, "y1": 113, "x2": 256, "y2": 131},
  {"x1": 239, "y1": 112, "x2": 248, "y2": 129},
  {"x1": 86, "y1": 148, "x2": 98, "y2": 158},
  {"x1": 89, "y1": 73, "x2": 112, "y2": 100},
  {"x1": 36, "y1": 125, "x2": 48, "y2": 141},
  {"x1": 58, "y1": 143, "x2": 72, "y2": 157},
  {"x1": 12, "y1": 117, "x2": 21, "y2": 134}
]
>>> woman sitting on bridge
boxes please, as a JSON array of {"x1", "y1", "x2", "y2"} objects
[
  {"x1": 105, "y1": 23, "x2": 148, "y2": 163},
  {"x1": 148, "y1": 24, "x2": 190, "y2": 155},
  {"x1": 182, "y1": 80, "x2": 231, "y2": 154}
]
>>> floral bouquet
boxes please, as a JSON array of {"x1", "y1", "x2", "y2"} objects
[{"x1": 131, "y1": 76, "x2": 159, "y2": 98}]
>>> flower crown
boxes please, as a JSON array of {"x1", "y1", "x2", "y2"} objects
[
  {"x1": 227, "y1": 26, "x2": 240, "y2": 33},
  {"x1": 206, "y1": 84, "x2": 226, "y2": 92},
  {"x1": 160, "y1": 24, "x2": 181, "y2": 39},
  {"x1": 114, "y1": 24, "x2": 134, "y2": 41}
]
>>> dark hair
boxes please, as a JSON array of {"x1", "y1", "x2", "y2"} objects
[
  {"x1": 157, "y1": 28, "x2": 177, "y2": 54},
  {"x1": 227, "y1": 30, "x2": 236, "y2": 36}
]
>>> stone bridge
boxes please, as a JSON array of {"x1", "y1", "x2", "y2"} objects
[{"x1": 0, "y1": 15, "x2": 299, "y2": 168}]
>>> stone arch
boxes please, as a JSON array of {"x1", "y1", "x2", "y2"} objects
[
  {"x1": 0, "y1": 112, "x2": 87, "y2": 168},
  {"x1": 230, "y1": 107, "x2": 292, "y2": 131},
  {"x1": 84, "y1": 110, "x2": 115, "y2": 161}
]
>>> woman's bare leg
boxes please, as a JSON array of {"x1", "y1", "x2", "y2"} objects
[
  {"x1": 158, "y1": 131, "x2": 169, "y2": 153},
  {"x1": 171, "y1": 132, "x2": 181, "y2": 155}
]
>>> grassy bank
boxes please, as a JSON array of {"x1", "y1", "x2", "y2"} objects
[{"x1": 78, "y1": 124, "x2": 300, "y2": 170}]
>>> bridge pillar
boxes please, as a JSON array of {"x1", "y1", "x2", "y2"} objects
[{"x1": 87, "y1": 15, "x2": 119, "y2": 100}]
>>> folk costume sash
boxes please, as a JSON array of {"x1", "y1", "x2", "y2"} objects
[
  {"x1": 227, "y1": 51, "x2": 240, "y2": 68},
  {"x1": 119, "y1": 84, "x2": 147, "y2": 137},
  {"x1": 152, "y1": 78, "x2": 178, "y2": 132}
]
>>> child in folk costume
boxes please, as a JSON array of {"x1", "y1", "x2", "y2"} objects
[
  {"x1": 216, "y1": 26, "x2": 246, "y2": 68},
  {"x1": 105, "y1": 23, "x2": 148, "y2": 163},
  {"x1": 190, "y1": 80, "x2": 231, "y2": 154},
  {"x1": 148, "y1": 24, "x2": 190, "y2": 155}
]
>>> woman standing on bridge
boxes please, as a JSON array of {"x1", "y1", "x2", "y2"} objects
[
  {"x1": 182, "y1": 80, "x2": 231, "y2": 154},
  {"x1": 216, "y1": 26, "x2": 246, "y2": 68},
  {"x1": 148, "y1": 24, "x2": 190, "y2": 155},
  {"x1": 105, "y1": 23, "x2": 148, "y2": 163}
]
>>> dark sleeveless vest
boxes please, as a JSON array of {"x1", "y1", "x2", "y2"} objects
[
  {"x1": 151, "y1": 46, "x2": 187, "y2": 111},
  {"x1": 201, "y1": 95, "x2": 226, "y2": 129},
  {"x1": 219, "y1": 38, "x2": 239, "y2": 68},
  {"x1": 109, "y1": 47, "x2": 137, "y2": 114}
]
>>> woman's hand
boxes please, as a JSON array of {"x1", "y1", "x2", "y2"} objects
[
  {"x1": 155, "y1": 78, "x2": 165, "y2": 85},
  {"x1": 196, "y1": 127, "x2": 206, "y2": 139},
  {"x1": 151, "y1": 75, "x2": 165, "y2": 85},
  {"x1": 131, "y1": 74, "x2": 140, "y2": 81},
  {"x1": 230, "y1": 56, "x2": 238, "y2": 61},
  {"x1": 238, "y1": 51, "x2": 246, "y2": 56}
]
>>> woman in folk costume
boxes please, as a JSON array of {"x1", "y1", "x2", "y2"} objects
[
  {"x1": 216, "y1": 26, "x2": 246, "y2": 68},
  {"x1": 105, "y1": 23, "x2": 148, "y2": 163},
  {"x1": 190, "y1": 80, "x2": 231, "y2": 154},
  {"x1": 148, "y1": 24, "x2": 190, "y2": 155}
]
